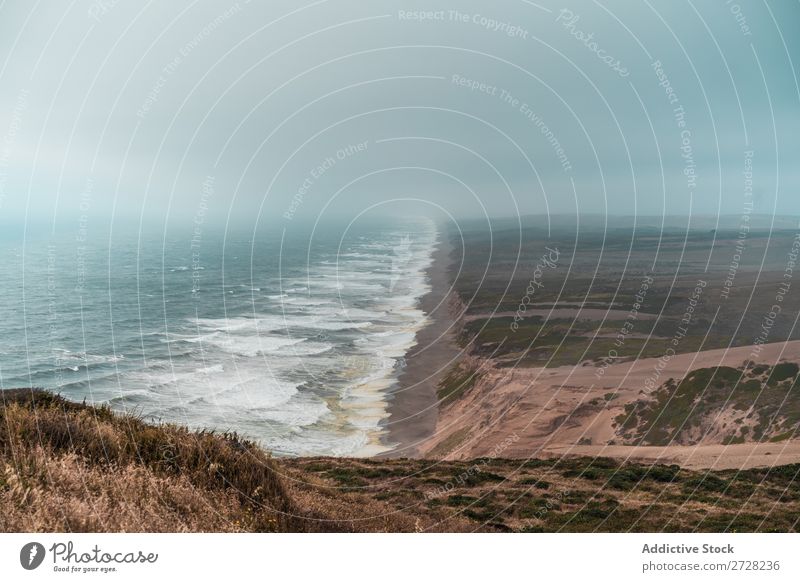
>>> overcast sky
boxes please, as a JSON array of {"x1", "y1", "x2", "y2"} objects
[{"x1": 0, "y1": 0, "x2": 798, "y2": 233}]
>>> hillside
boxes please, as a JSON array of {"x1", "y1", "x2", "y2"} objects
[
  {"x1": 616, "y1": 363, "x2": 800, "y2": 446},
  {"x1": 2, "y1": 389, "x2": 800, "y2": 532}
]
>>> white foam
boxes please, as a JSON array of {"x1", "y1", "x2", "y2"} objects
[
  {"x1": 251, "y1": 391, "x2": 331, "y2": 426},
  {"x1": 212, "y1": 335, "x2": 307, "y2": 357},
  {"x1": 87, "y1": 220, "x2": 440, "y2": 458}
]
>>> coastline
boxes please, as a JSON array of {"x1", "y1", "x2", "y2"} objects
[{"x1": 381, "y1": 225, "x2": 461, "y2": 458}]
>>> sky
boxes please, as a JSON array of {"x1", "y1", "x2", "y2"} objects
[{"x1": 0, "y1": 0, "x2": 798, "y2": 234}]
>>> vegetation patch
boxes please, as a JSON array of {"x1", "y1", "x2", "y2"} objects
[
  {"x1": 437, "y1": 363, "x2": 483, "y2": 402},
  {"x1": 614, "y1": 364, "x2": 800, "y2": 445}
]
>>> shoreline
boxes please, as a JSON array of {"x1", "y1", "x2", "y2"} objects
[{"x1": 380, "y1": 226, "x2": 461, "y2": 458}]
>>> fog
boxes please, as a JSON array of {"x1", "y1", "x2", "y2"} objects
[{"x1": 0, "y1": 0, "x2": 798, "y2": 235}]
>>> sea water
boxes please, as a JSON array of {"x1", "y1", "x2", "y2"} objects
[{"x1": 0, "y1": 217, "x2": 437, "y2": 456}]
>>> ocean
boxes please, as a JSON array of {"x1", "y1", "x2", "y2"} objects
[{"x1": 0, "y1": 217, "x2": 438, "y2": 457}]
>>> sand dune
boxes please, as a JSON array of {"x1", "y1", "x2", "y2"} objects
[{"x1": 419, "y1": 340, "x2": 800, "y2": 470}]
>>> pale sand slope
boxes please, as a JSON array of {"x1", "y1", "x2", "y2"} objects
[{"x1": 418, "y1": 340, "x2": 800, "y2": 470}]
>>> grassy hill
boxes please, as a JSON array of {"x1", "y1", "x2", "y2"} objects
[
  {"x1": 616, "y1": 363, "x2": 800, "y2": 446},
  {"x1": 2, "y1": 389, "x2": 799, "y2": 532}
]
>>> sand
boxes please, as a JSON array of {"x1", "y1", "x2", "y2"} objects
[
  {"x1": 381, "y1": 229, "x2": 463, "y2": 457},
  {"x1": 539, "y1": 442, "x2": 800, "y2": 470},
  {"x1": 416, "y1": 338, "x2": 800, "y2": 469}
]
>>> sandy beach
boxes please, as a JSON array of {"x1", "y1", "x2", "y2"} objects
[{"x1": 381, "y1": 227, "x2": 462, "y2": 457}]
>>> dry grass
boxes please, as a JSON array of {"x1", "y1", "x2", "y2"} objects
[
  {"x1": 0, "y1": 389, "x2": 471, "y2": 532},
  {"x1": 2, "y1": 450, "x2": 246, "y2": 532},
  {"x1": 286, "y1": 456, "x2": 800, "y2": 532},
  {"x1": 3, "y1": 389, "x2": 799, "y2": 532},
  {"x1": 0, "y1": 389, "x2": 294, "y2": 532}
]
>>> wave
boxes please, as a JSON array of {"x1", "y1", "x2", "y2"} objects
[
  {"x1": 53, "y1": 349, "x2": 126, "y2": 365},
  {"x1": 191, "y1": 313, "x2": 376, "y2": 335},
  {"x1": 36, "y1": 220, "x2": 440, "y2": 457},
  {"x1": 196, "y1": 363, "x2": 225, "y2": 375},
  {"x1": 211, "y1": 335, "x2": 307, "y2": 358}
]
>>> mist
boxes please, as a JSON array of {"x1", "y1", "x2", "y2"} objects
[{"x1": 0, "y1": 0, "x2": 798, "y2": 237}]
